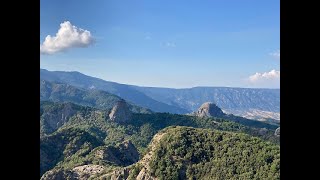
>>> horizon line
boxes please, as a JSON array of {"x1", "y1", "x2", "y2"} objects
[{"x1": 40, "y1": 68, "x2": 280, "y2": 90}]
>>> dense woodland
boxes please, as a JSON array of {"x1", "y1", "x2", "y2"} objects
[{"x1": 148, "y1": 126, "x2": 279, "y2": 180}]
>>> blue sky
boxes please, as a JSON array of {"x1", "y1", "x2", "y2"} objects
[{"x1": 40, "y1": 0, "x2": 280, "y2": 88}]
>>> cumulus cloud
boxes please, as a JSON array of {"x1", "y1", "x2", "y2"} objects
[
  {"x1": 270, "y1": 49, "x2": 280, "y2": 58},
  {"x1": 249, "y1": 69, "x2": 280, "y2": 83},
  {"x1": 40, "y1": 21, "x2": 94, "y2": 54}
]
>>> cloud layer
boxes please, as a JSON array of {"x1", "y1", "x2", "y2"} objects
[
  {"x1": 249, "y1": 69, "x2": 280, "y2": 83},
  {"x1": 40, "y1": 21, "x2": 94, "y2": 54}
]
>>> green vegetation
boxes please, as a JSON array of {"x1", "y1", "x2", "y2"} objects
[
  {"x1": 40, "y1": 101, "x2": 279, "y2": 178},
  {"x1": 149, "y1": 126, "x2": 280, "y2": 180},
  {"x1": 131, "y1": 113, "x2": 279, "y2": 147},
  {"x1": 40, "y1": 73, "x2": 280, "y2": 179},
  {"x1": 40, "y1": 127, "x2": 103, "y2": 176}
]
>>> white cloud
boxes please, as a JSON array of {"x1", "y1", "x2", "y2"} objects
[
  {"x1": 40, "y1": 21, "x2": 94, "y2": 55},
  {"x1": 270, "y1": 49, "x2": 280, "y2": 58},
  {"x1": 249, "y1": 69, "x2": 280, "y2": 83},
  {"x1": 145, "y1": 36, "x2": 152, "y2": 40},
  {"x1": 165, "y1": 42, "x2": 176, "y2": 47}
]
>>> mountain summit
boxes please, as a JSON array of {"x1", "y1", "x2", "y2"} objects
[{"x1": 194, "y1": 102, "x2": 225, "y2": 118}]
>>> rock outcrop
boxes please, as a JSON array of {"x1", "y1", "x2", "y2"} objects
[
  {"x1": 41, "y1": 140, "x2": 139, "y2": 180},
  {"x1": 193, "y1": 102, "x2": 225, "y2": 118},
  {"x1": 41, "y1": 102, "x2": 77, "y2": 134},
  {"x1": 41, "y1": 168, "x2": 78, "y2": 180},
  {"x1": 41, "y1": 165, "x2": 105, "y2": 180},
  {"x1": 133, "y1": 132, "x2": 166, "y2": 180},
  {"x1": 109, "y1": 100, "x2": 132, "y2": 123},
  {"x1": 73, "y1": 165, "x2": 105, "y2": 180},
  {"x1": 99, "y1": 132, "x2": 166, "y2": 180},
  {"x1": 95, "y1": 140, "x2": 139, "y2": 166}
]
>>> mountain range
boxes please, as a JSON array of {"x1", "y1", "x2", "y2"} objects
[
  {"x1": 40, "y1": 80, "x2": 151, "y2": 114},
  {"x1": 132, "y1": 85, "x2": 280, "y2": 121},
  {"x1": 39, "y1": 69, "x2": 280, "y2": 179},
  {"x1": 40, "y1": 69, "x2": 188, "y2": 114},
  {"x1": 40, "y1": 69, "x2": 280, "y2": 121}
]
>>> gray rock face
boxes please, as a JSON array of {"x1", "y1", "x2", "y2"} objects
[
  {"x1": 275, "y1": 127, "x2": 280, "y2": 136},
  {"x1": 41, "y1": 168, "x2": 78, "y2": 180},
  {"x1": 109, "y1": 100, "x2": 132, "y2": 123},
  {"x1": 41, "y1": 103, "x2": 77, "y2": 134},
  {"x1": 194, "y1": 102, "x2": 225, "y2": 118},
  {"x1": 41, "y1": 165, "x2": 105, "y2": 180},
  {"x1": 73, "y1": 165, "x2": 105, "y2": 180},
  {"x1": 95, "y1": 140, "x2": 139, "y2": 166}
]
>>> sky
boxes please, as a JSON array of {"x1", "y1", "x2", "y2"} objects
[{"x1": 40, "y1": 0, "x2": 280, "y2": 89}]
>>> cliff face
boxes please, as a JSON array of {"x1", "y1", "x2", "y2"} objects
[
  {"x1": 40, "y1": 102, "x2": 77, "y2": 134},
  {"x1": 109, "y1": 100, "x2": 132, "y2": 123}
]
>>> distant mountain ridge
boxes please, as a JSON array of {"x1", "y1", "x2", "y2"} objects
[
  {"x1": 132, "y1": 86, "x2": 280, "y2": 121},
  {"x1": 40, "y1": 69, "x2": 280, "y2": 120},
  {"x1": 191, "y1": 102, "x2": 278, "y2": 128},
  {"x1": 40, "y1": 80, "x2": 151, "y2": 114},
  {"x1": 40, "y1": 69, "x2": 188, "y2": 114}
]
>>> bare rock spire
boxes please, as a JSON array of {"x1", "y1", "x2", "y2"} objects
[
  {"x1": 109, "y1": 100, "x2": 132, "y2": 123},
  {"x1": 194, "y1": 102, "x2": 225, "y2": 118}
]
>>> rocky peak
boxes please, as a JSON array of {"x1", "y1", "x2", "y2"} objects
[
  {"x1": 109, "y1": 100, "x2": 132, "y2": 123},
  {"x1": 194, "y1": 102, "x2": 225, "y2": 118}
]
